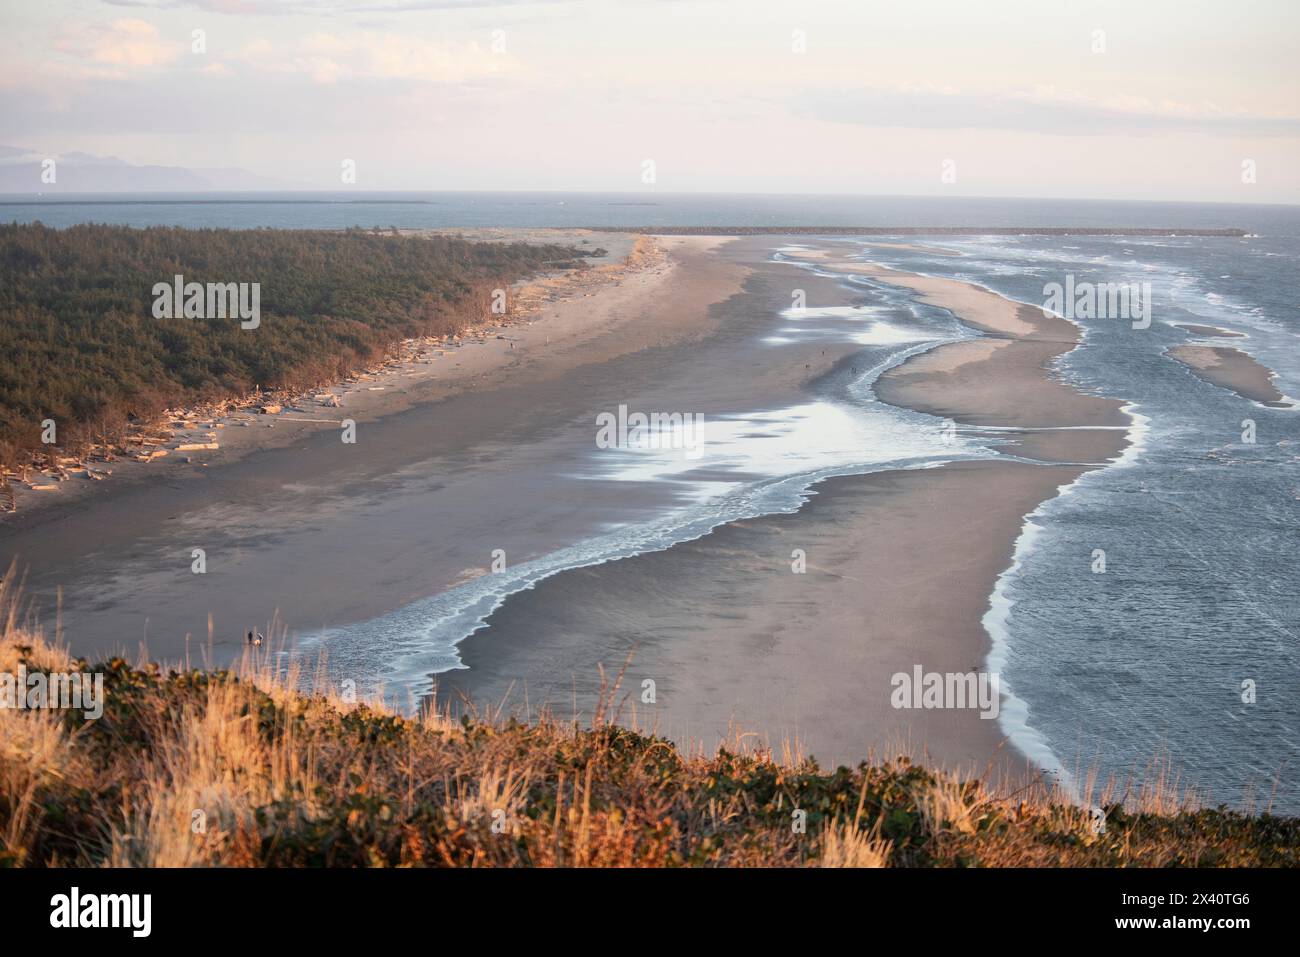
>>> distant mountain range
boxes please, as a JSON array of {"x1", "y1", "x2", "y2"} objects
[{"x1": 0, "y1": 145, "x2": 283, "y2": 192}]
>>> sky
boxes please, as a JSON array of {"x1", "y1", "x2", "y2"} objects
[{"x1": 1, "y1": 0, "x2": 1297, "y2": 202}]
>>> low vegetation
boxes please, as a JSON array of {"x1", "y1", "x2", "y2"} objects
[
  {"x1": 2, "y1": 583, "x2": 1295, "y2": 867},
  {"x1": 0, "y1": 222, "x2": 590, "y2": 466}
]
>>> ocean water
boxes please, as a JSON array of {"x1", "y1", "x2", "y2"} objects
[
  {"x1": 850, "y1": 231, "x2": 1300, "y2": 812},
  {"x1": 12, "y1": 193, "x2": 1297, "y2": 811},
  {"x1": 2, "y1": 191, "x2": 1295, "y2": 234}
]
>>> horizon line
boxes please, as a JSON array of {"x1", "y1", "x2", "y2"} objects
[{"x1": 1, "y1": 189, "x2": 1297, "y2": 210}]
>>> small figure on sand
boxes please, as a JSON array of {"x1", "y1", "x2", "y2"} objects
[{"x1": 246, "y1": 630, "x2": 264, "y2": 647}]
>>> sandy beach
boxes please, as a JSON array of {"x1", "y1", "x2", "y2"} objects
[
  {"x1": 1, "y1": 232, "x2": 1136, "y2": 786},
  {"x1": 0, "y1": 234, "x2": 748, "y2": 654},
  {"x1": 1168, "y1": 343, "x2": 1290, "y2": 407},
  {"x1": 433, "y1": 239, "x2": 1134, "y2": 781}
]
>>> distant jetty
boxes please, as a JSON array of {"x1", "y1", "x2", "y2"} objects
[{"x1": 584, "y1": 226, "x2": 1249, "y2": 237}]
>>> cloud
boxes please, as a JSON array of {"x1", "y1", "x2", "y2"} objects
[
  {"x1": 234, "y1": 30, "x2": 519, "y2": 84},
  {"x1": 53, "y1": 18, "x2": 181, "y2": 75},
  {"x1": 794, "y1": 86, "x2": 1300, "y2": 138},
  {"x1": 100, "y1": 0, "x2": 558, "y2": 13}
]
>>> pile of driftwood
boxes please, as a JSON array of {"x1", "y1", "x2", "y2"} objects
[
  {"x1": 1, "y1": 271, "x2": 618, "y2": 513},
  {"x1": 1, "y1": 449, "x2": 113, "y2": 507}
]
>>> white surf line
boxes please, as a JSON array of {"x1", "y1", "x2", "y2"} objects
[
  {"x1": 301, "y1": 455, "x2": 970, "y2": 709},
  {"x1": 981, "y1": 499, "x2": 1075, "y2": 795},
  {"x1": 961, "y1": 424, "x2": 1130, "y2": 432},
  {"x1": 977, "y1": 403, "x2": 1148, "y2": 812}
]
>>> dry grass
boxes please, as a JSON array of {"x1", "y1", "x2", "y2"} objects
[
  {"x1": 1, "y1": 575, "x2": 1296, "y2": 868},
  {"x1": 820, "y1": 811, "x2": 892, "y2": 868}
]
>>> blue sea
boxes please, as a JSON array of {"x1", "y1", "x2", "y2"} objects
[
  {"x1": 850, "y1": 232, "x2": 1300, "y2": 812},
  {"x1": 2, "y1": 190, "x2": 1297, "y2": 234},
  {"x1": 8, "y1": 192, "x2": 1296, "y2": 812}
]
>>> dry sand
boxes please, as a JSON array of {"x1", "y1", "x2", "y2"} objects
[
  {"x1": 780, "y1": 254, "x2": 1041, "y2": 338},
  {"x1": 1168, "y1": 344, "x2": 1289, "y2": 407},
  {"x1": 821, "y1": 253, "x2": 1131, "y2": 459}
]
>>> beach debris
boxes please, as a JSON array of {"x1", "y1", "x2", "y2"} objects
[{"x1": 259, "y1": 404, "x2": 283, "y2": 415}]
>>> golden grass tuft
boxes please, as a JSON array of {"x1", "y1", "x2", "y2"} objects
[{"x1": 820, "y1": 819, "x2": 892, "y2": 868}]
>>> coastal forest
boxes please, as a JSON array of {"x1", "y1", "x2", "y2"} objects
[{"x1": 0, "y1": 222, "x2": 588, "y2": 465}]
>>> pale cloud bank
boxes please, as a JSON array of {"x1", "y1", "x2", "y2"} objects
[
  {"x1": 2, "y1": 0, "x2": 1297, "y2": 201},
  {"x1": 242, "y1": 30, "x2": 520, "y2": 83},
  {"x1": 796, "y1": 87, "x2": 1300, "y2": 138},
  {"x1": 100, "y1": 0, "x2": 555, "y2": 13},
  {"x1": 54, "y1": 17, "x2": 182, "y2": 76}
]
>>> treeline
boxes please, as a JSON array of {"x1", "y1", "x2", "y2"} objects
[{"x1": 0, "y1": 223, "x2": 589, "y2": 465}]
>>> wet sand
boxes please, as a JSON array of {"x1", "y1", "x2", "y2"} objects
[
  {"x1": 1168, "y1": 344, "x2": 1289, "y2": 407},
  {"x1": 437, "y1": 461, "x2": 1083, "y2": 778}
]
